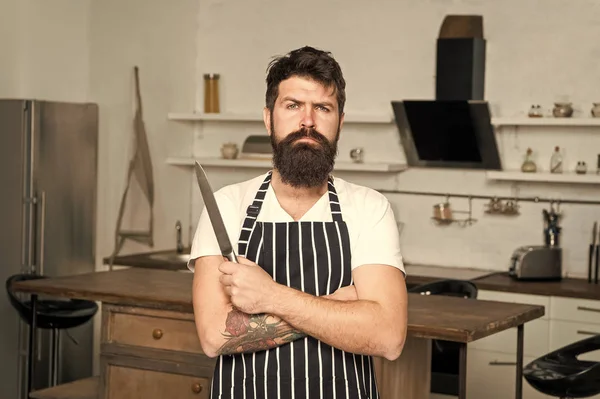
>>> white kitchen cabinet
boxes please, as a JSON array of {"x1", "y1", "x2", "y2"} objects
[
  {"x1": 550, "y1": 296, "x2": 600, "y2": 325},
  {"x1": 470, "y1": 291, "x2": 550, "y2": 357},
  {"x1": 549, "y1": 318, "x2": 600, "y2": 399},
  {"x1": 439, "y1": 290, "x2": 600, "y2": 399},
  {"x1": 548, "y1": 296, "x2": 600, "y2": 397},
  {"x1": 469, "y1": 318, "x2": 549, "y2": 358},
  {"x1": 550, "y1": 320, "x2": 600, "y2": 362},
  {"x1": 466, "y1": 349, "x2": 551, "y2": 399}
]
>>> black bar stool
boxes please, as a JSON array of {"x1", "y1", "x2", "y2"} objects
[
  {"x1": 524, "y1": 334, "x2": 600, "y2": 398},
  {"x1": 6, "y1": 274, "x2": 98, "y2": 391}
]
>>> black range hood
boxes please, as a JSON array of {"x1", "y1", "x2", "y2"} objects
[
  {"x1": 392, "y1": 100, "x2": 501, "y2": 170},
  {"x1": 392, "y1": 15, "x2": 502, "y2": 171}
]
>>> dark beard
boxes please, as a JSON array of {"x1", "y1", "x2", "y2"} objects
[{"x1": 270, "y1": 127, "x2": 338, "y2": 188}]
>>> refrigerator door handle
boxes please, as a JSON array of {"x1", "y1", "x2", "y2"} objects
[
  {"x1": 21, "y1": 198, "x2": 29, "y2": 271},
  {"x1": 38, "y1": 191, "x2": 46, "y2": 276}
]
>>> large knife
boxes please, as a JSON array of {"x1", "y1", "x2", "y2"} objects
[
  {"x1": 194, "y1": 162, "x2": 238, "y2": 263},
  {"x1": 589, "y1": 221, "x2": 598, "y2": 283}
]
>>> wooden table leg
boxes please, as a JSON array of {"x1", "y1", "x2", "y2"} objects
[{"x1": 373, "y1": 335, "x2": 431, "y2": 399}]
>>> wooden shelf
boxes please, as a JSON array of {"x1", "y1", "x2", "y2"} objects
[
  {"x1": 487, "y1": 170, "x2": 600, "y2": 184},
  {"x1": 166, "y1": 157, "x2": 407, "y2": 173},
  {"x1": 168, "y1": 112, "x2": 393, "y2": 124},
  {"x1": 492, "y1": 117, "x2": 600, "y2": 127}
]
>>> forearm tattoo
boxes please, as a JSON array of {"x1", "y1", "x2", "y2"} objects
[{"x1": 217, "y1": 309, "x2": 305, "y2": 355}]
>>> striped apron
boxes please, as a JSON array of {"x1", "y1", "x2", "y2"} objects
[{"x1": 211, "y1": 172, "x2": 379, "y2": 399}]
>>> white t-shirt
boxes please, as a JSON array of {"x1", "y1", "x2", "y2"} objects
[{"x1": 188, "y1": 173, "x2": 405, "y2": 275}]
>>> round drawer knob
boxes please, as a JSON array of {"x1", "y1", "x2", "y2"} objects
[
  {"x1": 152, "y1": 328, "x2": 163, "y2": 340},
  {"x1": 191, "y1": 383, "x2": 203, "y2": 394}
]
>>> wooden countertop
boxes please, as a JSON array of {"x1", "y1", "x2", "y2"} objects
[
  {"x1": 103, "y1": 248, "x2": 191, "y2": 272},
  {"x1": 473, "y1": 272, "x2": 600, "y2": 300},
  {"x1": 12, "y1": 268, "x2": 543, "y2": 343},
  {"x1": 105, "y1": 251, "x2": 600, "y2": 300}
]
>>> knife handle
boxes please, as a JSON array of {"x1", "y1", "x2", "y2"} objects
[
  {"x1": 225, "y1": 251, "x2": 239, "y2": 264},
  {"x1": 595, "y1": 246, "x2": 599, "y2": 284},
  {"x1": 589, "y1": 244, "x2": 594, "y2": 283}
]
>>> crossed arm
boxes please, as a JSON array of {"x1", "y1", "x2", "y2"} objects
[{"x1": 192, "y1": 255, "x2": 407, "y2": 361}]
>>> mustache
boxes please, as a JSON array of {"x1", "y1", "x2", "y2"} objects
[{"x1": 284, "y1": 128, "x2": 328, "y2": 145}]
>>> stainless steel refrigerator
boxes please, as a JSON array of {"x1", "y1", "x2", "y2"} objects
[{"x1": 0, "y1": 99, "x2": 98, "y2": 399}]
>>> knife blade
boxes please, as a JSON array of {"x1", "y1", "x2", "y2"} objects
[
  {"x1": 589, "y1": 222, "x2": 597, "y2": 283},
  {"x1": 594, "y1": 222, "x2": 600, "y2": 284},
  {"x1": 194, "y1": 162, "x2": 238, "y2": 263}
]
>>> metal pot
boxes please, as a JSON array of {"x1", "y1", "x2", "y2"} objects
[
  {"x1": 433, "y1": 202, "x2": 453, "y2": 221},
  {"x1": 553, "y1": 102, "x2": 573, "y2": 118}
]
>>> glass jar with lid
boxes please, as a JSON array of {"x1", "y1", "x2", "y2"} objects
[{"x1": 204, "y1": 73, "x2": 220, "y2": 113}]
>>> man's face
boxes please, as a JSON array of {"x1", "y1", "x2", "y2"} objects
[{"x1": 264, "y1": 76, "x2": 344, "y2": 188}]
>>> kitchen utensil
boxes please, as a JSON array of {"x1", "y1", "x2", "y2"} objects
[
  {"x1": 433, "y1": 202, "x2": 453, "y2": 221},
  {"x1": 591, "y1": 103, "x2": 600, "y2": 117},
  {"x1": 575, "y1": 161, "x2": 587, "y2": 175},
  {"x1": 503, "y1": 199, "x2": 520, "y2": 215},
  {"x1": 550, "y1": 146, "x2": 563, "y2": 174},
  {"x1": 350, "y1": 148, "x2": 364, "y2": 163},
  {"x1": 203, "y1": 73, "x2": 220, "y2": 113},
  {"x1": 595, "y1": 223, "x2": 600, "y2": 284},
  {"x1": 508, "y1": 245, "x2": 562, "y2": 281},
  {"x1": 220, "y1": 142, "x2": 239, "y2": 159},
  {"x1": 485, "y1": 197, "x2": 503, "y2": 214},
  {"x1": 552, "y1": 102, "x2": 573, "y2": 118},
  {"x1": 521, "y1": 148, "x2": 537, "y2": 173},
  {"x1": 194, "y1": 162, "x2": 238, "y2": 263},
  {"x1": 588, "y1": 222, "x2": 597, "y2": 283},
  {"x1": 528, "y1": 105, "x2": 543, "y2": 118},
  {"x1": 239, "y1": 135, "x2": 272, "y2": 160},
  {"x1": 542, "y1": 204, "x2": 561, "y2": 247}
]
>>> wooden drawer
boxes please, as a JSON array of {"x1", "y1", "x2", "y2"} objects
[
  {"x1": 550, "y1": 297, "x2": 600, "y2": 325},
  {"x1": 106, "y1": 365, "x2": 209, "y2": 399},
  {"x1": 104, "y1": 305, "x2": 204, "y2": 355}
]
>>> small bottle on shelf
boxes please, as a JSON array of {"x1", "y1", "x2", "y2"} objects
[
  {"x1": 528, "y1": 105, "x2": 543, "y2": 118},
  {"x1": 550, "y1": 146, "x2": 563, "y2": 174},
  {"x1": 575, "y1": 161, "x2": 587, "y2": 175},
  {"x1": 203, "y1": 73, "x2": 220, "y2": 113},
  {"x1": 521, "y1": 148, "x2": 537, "y2": 173}
]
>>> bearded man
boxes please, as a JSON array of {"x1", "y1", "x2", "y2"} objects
[{"x1": 189, "y1": 46, "x2": 408, "y2": 399}]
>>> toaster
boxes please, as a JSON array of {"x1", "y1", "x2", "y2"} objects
[{"x1": 508, "y1": 245, "x2": 562, "y2": 281}]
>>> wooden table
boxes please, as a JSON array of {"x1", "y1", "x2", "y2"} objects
[{"x1": 13, "y1": 268, "x2": 544, "y2": 399}]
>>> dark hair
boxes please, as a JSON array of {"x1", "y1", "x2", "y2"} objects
[{"x1": 265, "y1": 46, "x2": 346, "y2": 115}]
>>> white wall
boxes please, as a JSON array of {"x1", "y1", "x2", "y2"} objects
[
  {"x1": 0, "y1": 0, "x2": 20, "y2": 97},
  {"x1": 0, "y1": 0, "x2": 91, "y2": 100},
  {"x1": 89, "y1": 0, "x2": 199, "y2": 270},
  {"x1": 18, "y1": 0, "x2": 91, "y2": 101},
  {"x1": 188, "y1": 0, "x2": 600, "y2": 278}
]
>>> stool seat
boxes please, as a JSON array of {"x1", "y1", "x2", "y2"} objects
[
  {"x1": 6, "y1": 274, "x2": 98, "y2": 330},
  {"x1": 408, "y1": 278, "x2": 478, "y2": 298},
  {"x1": 524, "y1": 334, "x2": 600, "y2": 398},
  {"x1": 6, "y1": 273, "x2": 99, "y2": 389}
]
